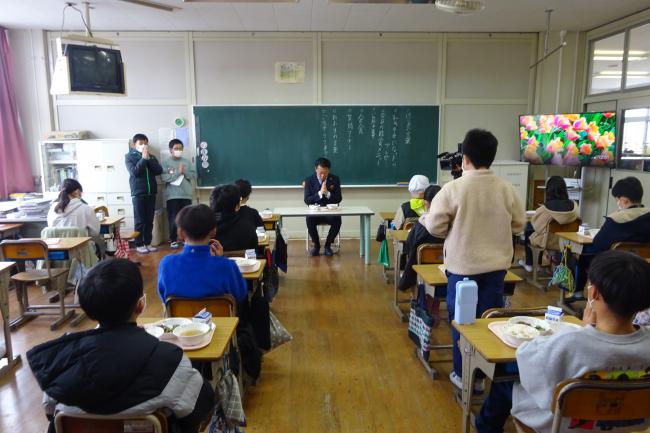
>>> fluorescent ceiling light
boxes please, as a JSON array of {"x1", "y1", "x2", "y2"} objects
[
  {"x1": 600, "y1": 70, "x2": 649, "y2": 75},
  {"x1": 593, "y1": 56, "x2": 647, "y2": 61},
  {"x1": 594, "y1": 50, "x2": 647, "y2": 55}
]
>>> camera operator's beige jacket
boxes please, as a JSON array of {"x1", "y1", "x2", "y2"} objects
[{"x1": 419, "y1": 169, "x2": 525, "y2": 275}]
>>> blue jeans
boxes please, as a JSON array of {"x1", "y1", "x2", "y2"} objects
[
  {"x1": 476, "y1": 381, "x2": 514, "y2": 433},
  {"x1": 447, "y1": 270, "x2": 506, "y2": 376}
]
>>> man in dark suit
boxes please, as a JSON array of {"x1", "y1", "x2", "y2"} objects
[{"x1": 304, "y1": 157, "x2": 342, "y2": 257}]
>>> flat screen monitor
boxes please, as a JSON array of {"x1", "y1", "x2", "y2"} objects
[
  {"x1": 65, "y1": 44, "x2": 125, "y2": 94},
  {"x1": 519, "y1": 112, "x2": 616, "y2": 167}
]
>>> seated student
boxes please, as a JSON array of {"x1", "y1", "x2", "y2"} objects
[
  {"x1": 27, "y1": 259, "x2": 215, "y2": 433},
  {"x1": 392, "y1": 174, "x2": 430, "y2": 230},
  {"x1": 234, "y1": 178, "x2": 264, "y2": 229},
  {"x1": 157, "y1": 204, "x2": 247, "y2": 303},
  {"x1": 209, "y1": 184, "x2": 258, "y2": 252},
  {"x1": 573, "y1": 176, "x2": 650, "y2": 298},
  {"x1": 518, "y1": 176, "x2": 578, "y2": 272},
  {"x1": 475, "y1": 250, "x2": 650, "y2": 433},
  {"x1": 398, "y1": 184, "x2": 444, "y2": 292},
  {"x1": 47, "y1": 178, "x2": 100, "y2": 236}
]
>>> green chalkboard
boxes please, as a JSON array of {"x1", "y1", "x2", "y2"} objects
[{"x1": 194, "y1": 105, "x2": 439, "y2": 187}]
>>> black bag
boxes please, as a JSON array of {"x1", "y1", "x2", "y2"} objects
[
  {"x1": 376, "y1": 224, "x2": 386, "y2": 242},
  {"x1": 250, "y1": 292, "x2": 271, "y2": 351},
  {"x1": 262, "y1": 248, "x2": 279, "y2": 303},
  {"x1": 273, "y1": 229, "x2": 288, "y2": 273},
  {"x1": 408, "y1": 299, "x2": 434, "y2": 361},
  {"x1": 236, "y1": 323, "x2": 262, "y2": 380}
]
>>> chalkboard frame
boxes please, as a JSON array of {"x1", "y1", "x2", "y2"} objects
[{"x1": 194, "y1": 104, "x2": 440, "y2": 187}]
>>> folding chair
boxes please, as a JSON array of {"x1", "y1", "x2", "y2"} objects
[
  {"x1": 0, "y1": 239, "x2": 72, "y2": 330},
  {"x1": 55, "y1": 410, "x2": 168, "y2": 433},
  {"x1": 530, "y1": 218, "x2": 581, "y2": 290},
  {"x1": 304, "y1": 224, "x2": 341, "y2": 254},
  {"x1": 514, "y1": 376, "x2": 650, "y2": 433}
]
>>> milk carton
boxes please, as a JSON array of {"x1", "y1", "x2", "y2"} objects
[{"x1": 454, "y1": 278, "x2": 478, "y2": 325}]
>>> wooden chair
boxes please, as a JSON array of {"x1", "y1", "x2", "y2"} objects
[
  {"x1": 514, "y1": 377, "x2": 650, "y2": 433},
  {"x1": 0, "y1": 239, "x2": 71, "y2": 330},
  {"x1": 55, "y1": 410, "x2": 168, "y2": 433},
  {"x1": 165, "y1": 294, "x2": 237, "y2": 318},
  {"x1": 481, "y1": 306, "x2": 548, "y2": 319},
  {"x1": 402, "y1": 219, "x2": 418, "y2": 231},
  {"x1": 610, "y1": 241, "x2": 650, "y2": 259},
  {"x1": 416, "y1": 243, "x2": 444, "y2": 265},
  {"x1": 529, "y1": 218, "x2": 582, "y2": 290}
]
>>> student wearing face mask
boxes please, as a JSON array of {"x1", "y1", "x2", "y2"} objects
[
  {"x1": 125, "y1": 133, "x2": 163, "y2": 254},
  {"x1": 161, "y1": 139, "x2": 196, "y2": 249},
  {"x1": 47, "y1": 178, "x2": 100, "y2": 236}
]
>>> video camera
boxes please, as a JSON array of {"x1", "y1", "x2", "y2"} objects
[{"x1": 437, "y1": 143, "x2": 463, "y2": 179}]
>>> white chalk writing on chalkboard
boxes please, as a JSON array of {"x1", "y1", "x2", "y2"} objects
[
  {"x1": 357, "y1": 110, "x2": 365, "y2": 136},
  {"x1": 332, "y1": 108, "x2": 338, "y2": 154},
  {"x1": 346, "y1": 108, "x2": 353, "y2": 152},
  {"x1": 370, "y1": 108, "x2": 376, "y2": 140},
  {"x1": 405, "y1": 110, "x2": 412, "y2": 146},
  {"x1": 321, "y1": 108, "x2": 328, "y2": 156}
]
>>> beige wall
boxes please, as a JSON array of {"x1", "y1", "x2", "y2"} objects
[{"x1": 9, "y1": 30, "x2": 539, "y2": 238}]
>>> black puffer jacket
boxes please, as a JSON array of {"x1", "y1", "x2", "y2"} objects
[
  {"x1": 215, "y1": 211, "x2": 258, "y2": 252},
  {"x1": 125, "y1": 148, "x2": 163, "y2": 196},
  {"x1": 27, "y1": 323, "x2": 214, "y2": 433}
]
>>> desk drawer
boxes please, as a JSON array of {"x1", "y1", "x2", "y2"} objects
[
  {"x1": 109, "y1": 204, "x2": 134, "y2": 219},
  {"x1": 107, "y1": 193, "x2": 130, "y2": 206}
]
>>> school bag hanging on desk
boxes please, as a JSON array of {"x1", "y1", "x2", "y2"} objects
[
  {"x1": 549, "y1": 245, "x2": 575, "y2": 294},
  {"x1": 377, "y1": 239, "x2": 390, "y2": 268}
]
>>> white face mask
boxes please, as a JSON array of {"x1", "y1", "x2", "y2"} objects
[
  {"x1": 173, "y1": 150, "x2": 183, "y2": 158},
  {"x1": 136, "y1": 144, "x2": 145, "y2": 153}
]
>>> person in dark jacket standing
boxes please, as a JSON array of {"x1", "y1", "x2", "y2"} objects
[
  {"x1": 303, "y1": 157, "x2": 342, "y2": 257},
  {"x1": 27, "y1": 259, "x2": 214, "y2": 433},
  {"x1": 125, "y1": 133, "x2": 163, "y2": 254},
  {"x1": 210, "y1": 184, "x2": 258, "y2": 252}
]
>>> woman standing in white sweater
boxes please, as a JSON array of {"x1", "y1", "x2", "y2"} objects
[{"x1": 47, "y1": 178, "x2": 100, "y2": 236}]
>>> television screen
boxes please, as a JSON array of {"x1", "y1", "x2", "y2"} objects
[
  {"x1": 65, "y1": 44, "x2": 125, "y2": 94},
  {"x1": 519, "y1": 112, "x2": 616, "y2": 167}
]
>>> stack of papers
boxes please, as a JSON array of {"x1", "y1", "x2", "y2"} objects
[{"x1": 18, "y1": 198, "x2": 51, "y2": 217}]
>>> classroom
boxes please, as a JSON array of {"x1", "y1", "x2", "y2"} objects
[{"x1": 2, "y1": 1, "x2": 650, "y2": 432}]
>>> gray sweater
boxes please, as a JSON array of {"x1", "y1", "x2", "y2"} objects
[
  {"x1": 161, "y1": 156, "x2": 195, "y2": 201},
  {"x1": 512, "y1": 325, "x2": 650, "y2": 433}
]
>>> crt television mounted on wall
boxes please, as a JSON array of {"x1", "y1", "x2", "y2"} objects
[
  {"x1": 519, "y1": 112, "x2": 616, "y2": 167},
  {"x1": 65, "y1": 44, "x2": 125, "y2": 94}
]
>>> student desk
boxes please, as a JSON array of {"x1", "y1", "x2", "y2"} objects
[
  {"x1": 0, "y1": 223, "x2": 23, "y2": 240},
  {"x1": 390, "y1": 229, "x2": 410, "y2": 322},
  {"x1": 410, "y1": 265, "x2": 523, "y2": 379},
  {"x1": 10, "y1": 237, "x2": 91, "y2": 330},
  {"x1": 0, "y1": 217, "x2": 47, "y2": 238},
  {"x1": 138, "y1": 317, "x2": 239, "y2": 362},
  {"x1": 379, "y1": 212, "x2": 396, "y2": 283},
  {"x1": 262, "y1": 214, "x2": 281, "y2": 231},
  {"x1": 274, "y1": 206, "x2": 375, "y2": 264},
  {"x1": 556, "y1": 232, "x2": 594, "y2": 315},
  {"x1": 257, "y1": 235, "x2": 270, "y2": 248},
  {"x1": 453, "y1": 316, "x2": 582, "y2": 433},
  {"x1": 0, "y1": 261, "x2": 21, "y2": 377},
  {"x1": 99, "y1": 216, "x2": 124, "y2": 234}
]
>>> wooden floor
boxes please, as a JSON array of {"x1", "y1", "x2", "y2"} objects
[{"x1": 0, "y1": 240, "x2": 559, "y2": 433}]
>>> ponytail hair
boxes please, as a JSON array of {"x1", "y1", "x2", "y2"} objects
[{"x1": 54, "y1": 179, "x2": 84, "y2": 213}]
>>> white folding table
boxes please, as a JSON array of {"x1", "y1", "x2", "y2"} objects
[{"x1": 274, "y1": 206, "x2": 375, "y2": 265}]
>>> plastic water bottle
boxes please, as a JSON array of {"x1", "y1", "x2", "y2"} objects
[{"x1": 454, "y1": 278, "x2": 478, "y2": 325}]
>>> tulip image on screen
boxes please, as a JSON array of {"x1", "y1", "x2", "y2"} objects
[{"x1": 519, "y1": 112, "x2": 616, "y2": 167}]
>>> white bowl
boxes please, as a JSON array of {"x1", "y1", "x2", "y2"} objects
[
  {"x1": 145, "y1": 325, "x2": 164, "y2": 339},
  {"x1": 309, "y1": 204, "x2": 319, "y2": 210},
  {"x1": 173, "y1": 323, "x2": 211, "y2": 346},
  {"x1": 158, "y1": 317, "x2": 192, "y2": 338},
  {"x1": 503, "y1": 323, "x2": 540, "y2": 347},
  {"x1": 326, "y1": 204, "x2": 339, "y2": 210},
  {"x1": 507, "y1": 316, "x2": 551, "y2": 335},
  {"x1": 231, "y1": 257, "x2": 258, "y2": 272}
]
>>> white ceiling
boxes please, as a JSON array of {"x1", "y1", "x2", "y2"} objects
[{"x1": 2, "y1": 0, "x2": 650, "y2": 32}]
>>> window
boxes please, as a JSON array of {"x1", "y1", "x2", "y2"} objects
[
  {"x1": 625, "y1": 23, "x2": 650, "y2": 89},
  {"x1": 619, "y1": 108, "x2": 650, "y2": 172},
  {"x1": 590, "y1": 33, "x2": 625, "y2": 94}
]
